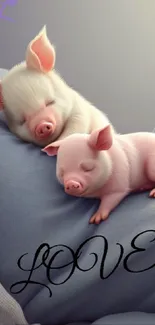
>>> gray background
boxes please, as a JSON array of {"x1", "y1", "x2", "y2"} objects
[{"x1": 0, "y1": 0, "x2": 155, "y2": 133}]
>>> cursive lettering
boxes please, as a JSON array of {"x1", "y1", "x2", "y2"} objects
[
  {"x1": 100, "y1": 242, "x2": 124, "y2": 279},
  {"x1": 123, "y1": 229, "x2": 155, "y2": 272},
  {"x1": 74, "y1": 235, "x2": 124, "y2": 278},
  {"x1": 41, "y1": 244, "x2": 78, "y2": 285},
  {"x1": 10, "y1": 230, "x2": 155, "y2": 298},
  {"x1": 10, "y1": 243, "x2": 53, "y2": 297},
  {"x1": 75, "y1": 235, "x2": 107, "y2": 272}
]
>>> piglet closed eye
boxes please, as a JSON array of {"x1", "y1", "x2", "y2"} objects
[{"x1": 80, "y1": 160, "x2": 95, "y2": 172}]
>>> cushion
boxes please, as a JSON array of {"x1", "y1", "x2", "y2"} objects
[{"x1": 0, "y1": 68, "x2": 155, "y2": 325}]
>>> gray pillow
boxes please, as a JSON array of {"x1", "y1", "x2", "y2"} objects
[{"x1": 0, "y1": 68, "x2": 155, "y2": 325}]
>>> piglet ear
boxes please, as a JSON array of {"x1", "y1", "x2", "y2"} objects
[
  {"x1": 42, "y1": 140, "x2": 62, "y2": 156},
  {"x1": 26, "y1": 25, "x2": 56, "y2": 73},
  {"x1": 0, "y1": 82, "x2": 4, "y2": 111},
  {"x1": 88, "y1": 125, "x2": 113, "y2": 151}
]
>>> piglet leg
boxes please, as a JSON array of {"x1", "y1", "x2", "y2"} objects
[
  {"x1": 89, "y1": 191, "x2": 128, "y2": 224},
  {"x1": 145, "y1": 154, "x2": 155, "y2": 198},
  {"x1": 149, "y1": 189, "x2": 155, "y2": 197}
]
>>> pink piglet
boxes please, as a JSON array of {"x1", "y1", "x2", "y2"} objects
[{"x1": 42, "y1": 125, "x2": 155, "y2": 224}]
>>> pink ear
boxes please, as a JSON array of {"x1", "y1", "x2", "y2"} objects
[
  {"x1": 0, "y1": 82, "x2": 4, "y2": 111},
  {"x1": 41, "y1": 140, "x2": 61, "y2": 156},
  {"x1": 26, "y1": 25, "x2": 56, "y2": 73},
  {"x1": 88, "y1": 125, "x2": 113, "y2": 151}
]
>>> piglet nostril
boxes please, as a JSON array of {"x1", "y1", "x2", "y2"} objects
[
  {"x1": 64, "y1": 180, "x2": 83, "y2": 194},
  {"x1": 73, "y1": 184, "x2": 79, "y2": 189},
  {"x1": 35, "y1": 121, "x2": 55, "y2": 139},
  {"x1": 46, "y1": 125, "x2": 51, "y2": 130}
]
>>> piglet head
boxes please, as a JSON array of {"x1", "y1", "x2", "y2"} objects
[
  {"x1": 42, "y1": 125, "x2": 113, "y2": 197},
  {"x1": 0, "y1": 26, "x2": 72, "y2": 146}
]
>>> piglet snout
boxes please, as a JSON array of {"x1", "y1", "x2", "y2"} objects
[
  {"x1": 35, "y1": 121, "x2": 55, "y2": 139},
  {"x1": 65, "y1": 180, "x2": 83, "y2": 195}
]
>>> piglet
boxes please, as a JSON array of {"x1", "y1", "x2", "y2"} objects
[
  {"x1": 0, "y1": 26, "x2": 114, "y2": 147},
  {"x1": 42, "y1": 125, "x2": 155, "y2": 224}
]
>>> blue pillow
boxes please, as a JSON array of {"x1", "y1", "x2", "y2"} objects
[{"x1": 0, "y1": 68, "x2": 155, "y2": 325}]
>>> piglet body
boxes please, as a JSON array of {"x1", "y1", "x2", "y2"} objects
[
  {"x1": 0, "y1": 26, "x2": 114, "y2": 147},
  {"x1": 43, "y1": 125, "x2": 155, "y2": 224}
]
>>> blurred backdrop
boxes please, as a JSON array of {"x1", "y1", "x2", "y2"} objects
[{"x1": 0, "y1": 0, "x2": 155, "y2": 133}]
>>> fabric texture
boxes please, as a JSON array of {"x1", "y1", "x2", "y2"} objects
[
  {"x1": 0, "y1": 68, "x2": 155, "y2": 325},
  {"x1": 0, "y1": 283, "x2": 40, "y2": 325},
  {"x1": 0, "y1": 283, "x2": 27, "y2": 325}
]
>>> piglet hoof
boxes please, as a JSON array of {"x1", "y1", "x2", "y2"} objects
[
  {"x1": 149, "y1": 188, "x2": 155, "y2": 198},
  {"x1": 89, "y1": 210, "x2": 109, "y2": 225}
]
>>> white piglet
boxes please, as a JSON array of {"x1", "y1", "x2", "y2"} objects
[{"x1": 0, "y1": 26, "x2": 115, "y2": 147}]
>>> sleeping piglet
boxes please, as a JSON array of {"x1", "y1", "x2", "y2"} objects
[
  {"x1": 0, "y1": 26, "x2": 114, "y2": 147},
  {"x1": 42, "y1": 125, "x2": 155, "y2": 224}
]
